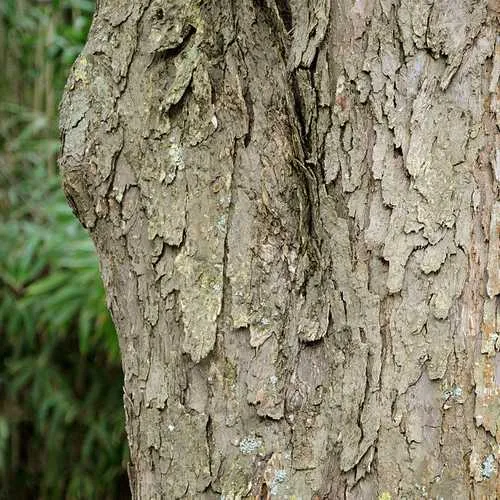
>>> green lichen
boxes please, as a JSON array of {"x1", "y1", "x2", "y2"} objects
[
  {"x1": 221, "y1": 460, "x2": 251, "y2": 498},
  {"x1": 72, "y1": 55, "x2": 90, "y2": 84},
  {"x1": 163, "y1": 45, "x2": 201, "y2": 111},
  {"x1": 223, "y1": 358, "x2": 237, "y2": 388}
]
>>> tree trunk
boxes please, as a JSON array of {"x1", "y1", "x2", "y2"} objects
[{"x1": 59, "y1": 0, "x2": 499, "y2": 497}]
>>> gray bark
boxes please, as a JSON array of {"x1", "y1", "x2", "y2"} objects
[{"x1": 59, "y1": 0, "x2": 499, "y2": 497}]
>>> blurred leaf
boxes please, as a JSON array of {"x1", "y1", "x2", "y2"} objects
[
  {"x1": 0, "y1": 417, "x2": 9, "y2": 472},
  {"x1": 0, "y1": 1, "x2": 129, "y2": 497},
  {"x1": 25, "y1": 272, "x2": 69, "y2": 296}
]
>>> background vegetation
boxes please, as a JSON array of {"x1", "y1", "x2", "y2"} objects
[{"x1": 0, "y1": 1, "x2": 129, "y2": 498}]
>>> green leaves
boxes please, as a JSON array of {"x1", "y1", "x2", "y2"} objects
[
  {"x1": 0, "y1": 166, "x2": 127, "y2": 498},
  {"x1": 0, "y1": 1, "x2": 128, "y2": 498}
]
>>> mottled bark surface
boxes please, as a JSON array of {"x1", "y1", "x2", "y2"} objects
[{"x1": 59, "y1": 0, "x2": 499, "y2": 497}]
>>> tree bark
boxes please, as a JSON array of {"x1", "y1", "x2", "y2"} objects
[{"x1": 59, "y1": 0, "x2": 499, "y2": 497}]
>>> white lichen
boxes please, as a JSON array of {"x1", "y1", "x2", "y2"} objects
[
  {"x1": 216, "y1": 215, "x2": 226, "y2": 233},
  {"x1": 169, "y1": 142, "x2": 184, "y2": 171},
  {"x1": 238, "y1": 436, "x2": 262, "y2": 454},
  {"x1": 270, "y1": 469, "x2": 287, "y2": 495},
  {"x1": 480, "y1": 454, "x2": 496, "y2": 479},
  {"x1": 273, "y1": 469, "x2": 287, "y2": 483},
  {"x1": 442, "y1": 385, "x2": 463, "y2": 406}
]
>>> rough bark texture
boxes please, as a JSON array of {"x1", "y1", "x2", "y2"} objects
[{"x1": 59, "y1": 0, "x2": 499, "y2": 497}]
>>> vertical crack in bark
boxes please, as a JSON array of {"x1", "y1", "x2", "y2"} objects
[{"x1": 204, "y1": 414, "x2": 215, "y2": 489}]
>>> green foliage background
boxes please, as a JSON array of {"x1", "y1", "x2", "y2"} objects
[{"x1": 0, "y1": 1, "x2": 129, "y2": 498}]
